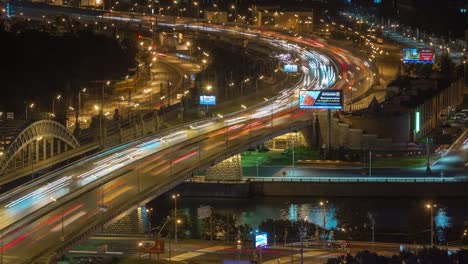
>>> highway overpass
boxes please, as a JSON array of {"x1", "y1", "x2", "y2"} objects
[{"x1": 0, "y1": 6, "x2": 377, "y2": 264}]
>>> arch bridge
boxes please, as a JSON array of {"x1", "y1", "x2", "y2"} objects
[{"x1": 0, "y1": 120, "x2": 80, "y2": 175}]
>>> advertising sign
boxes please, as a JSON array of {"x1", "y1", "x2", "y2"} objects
[
  {"x1": 176, "y1": 45, "x2": 189, "y2": 51},
  {"x1": 197, "y1": 206, "x2": 212, "y2": 219},
  {"x1": 199, "y1": 95, "x2": 216, "y2": 105},
  {"x1": 284, "y1": 64, "x2": 298, "y2": 73},
  {"x1": 299, "y1": 90, "x2": 343, "y2": 109},
  {"x1": 139, "y1": 240, "x2": 165, "y2": 253},
  {"x1": 276, "y1": 53, "x2": 292, "y2": 62},
  {"x1": 223, "y1": 261, "x2": 250, "y2": 264},
  {"x1": 255, "y1": 233, "x2": 268, "y2": 248},
  {"x1": 402, "y1": 48, "x2": 434, "y2": 63}
]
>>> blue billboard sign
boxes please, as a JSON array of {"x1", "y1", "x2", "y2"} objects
[
  {"x1": 284, "y1": 64, "x2": 298, "y2": 73},
  {"x1": 199, "y1": 95, "x2": 216, "y2": 105},
  {"x1": 299, "y1": 90, "x2": 343, "y2": 109},
  {"x1": 255, "y1": 233, "x2": 268, "y2": 248},
  {"x1": 402, "y1": 48, "x2": 434, "y2": 64}
]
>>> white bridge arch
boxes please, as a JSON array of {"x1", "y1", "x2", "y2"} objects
[{"x1": 0, "y1": 120, "x2": 80, "y2": 175}]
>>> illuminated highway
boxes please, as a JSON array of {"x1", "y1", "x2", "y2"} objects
[{"x1": 0, "y1": 9, "x2": 376, "y2": 263}]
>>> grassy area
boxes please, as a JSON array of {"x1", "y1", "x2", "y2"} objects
[
  {"x1": 241, "y1": 149, "x2": 438, "y2": 169},
  {"x1": 371, "y1": 155, "x2": 437, "y2": 168},
  {"x1": 241, "y1": 147, "x2": 320, "y2": 168},
  {"x1": 241, "y1": 150, "x2": 287, "y2": 167}
]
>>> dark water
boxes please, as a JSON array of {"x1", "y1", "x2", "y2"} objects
[{"x1": 147, "y1": 194, "x2": 468, "y2": 244}]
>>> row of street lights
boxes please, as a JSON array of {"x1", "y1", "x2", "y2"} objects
[{"x1": 144, "y1": 194, "x2": 182, "y2": 243}]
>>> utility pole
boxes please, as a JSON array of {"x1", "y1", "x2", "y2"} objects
[
  {"x1": 172, "y1": 194, "x2": 180, "y2": 243},
  {"x1": 426, "y1": 203, "x2": 436, "y2": 247},
  {"x1": 426, "y1": 137, "x2": 431, "y2": 174},
  {"x1": 327, "y1": 109, "x2": 332, "y2": 158}
]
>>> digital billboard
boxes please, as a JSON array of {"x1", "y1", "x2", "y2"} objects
[
  {"x1": 255, "y1": 233, "x2": 268, "y2": 248},
  {"x1": 284, "y1": 64, "x2": 298, "y2": 73},
  {"x1": 276, "y1": 53, "x2": 292, "y2": 62},
  {"x1": 299, "y1": 90, "x2": 343, "y2": 109},
  {"x1": 199, "y1": 95, "x2": 216, "y2": 105},
  {"x1": 402, "y1": 48, "x2": 434, "y2": 63}
]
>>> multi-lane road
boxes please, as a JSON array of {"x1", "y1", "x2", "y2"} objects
[{"x1": 0, "y1": 8, "x2": 377, "y2": 263}]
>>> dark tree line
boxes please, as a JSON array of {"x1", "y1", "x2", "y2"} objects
[
  {"x1": 0, "y1": 28, "x2": 136, "y2": 114},
  {"x1": 327, "y1": 248, "x2": 468, "y2": 264}
]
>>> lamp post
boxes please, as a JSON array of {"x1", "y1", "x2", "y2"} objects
[
  {"x1": 50, "y1": 197, "x2": 65, "y2": 241},
  {"x1": 186, "y1": 41, "x2": 192, "y2": 56},
  {"x1": 26, "y1": 103, "x2": 35, "y2": 120},
  {"x1": 144, "y1": 88, "x2": 153, "y2": 106},
  {"x1": 241, "y1": 105, "x2": 251, "y2": 138},
  {"x1": 256, "y1": 75, "x2": 264, "y2": 94},
  {"x1": 230, "y1": 4, "x2": 237, "y2": 23},
  {"x1": 319, "y1": 201, "x2": 328, "y2": 240},
  {"x1": 426, "y1": 137, "x2": 432, "y2": 174},
  {"x1": 172, "y1": 194, "x2": 180, "y2": 243},
  {"x1": 426, "y1": 203, "x2": 436, "y2": 246},
  {"x1": 52, "y1": 94, "x2": 61, "y2": 117},
  {"x1": 299, "y1": 216, "x2": 308, "y2": 264},
  {"x1": 77, "y1": 88, "x2": 86, "y2": 126},
  {"x1": 146, "y1": 208, "x2": 153, "y2": 236},
  {"x1": 204, "y1": 85, "x2": 212, "y2": 116}
]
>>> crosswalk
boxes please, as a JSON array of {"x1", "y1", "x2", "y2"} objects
[
  {"x1": 165, "y1": 244, "x2": 343, "y2": 264},
  {"x1": 263, "y1": 249, "x2": 330, "y2": 264},
  {"x1": 165, "y1": 245, "x2": 228, "y2": 261}
]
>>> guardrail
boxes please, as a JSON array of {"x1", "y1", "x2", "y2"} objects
[{"x1": 246, "y1": 176, "x2": 468, "y2": 183}]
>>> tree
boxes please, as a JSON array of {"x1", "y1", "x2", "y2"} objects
[{"x1": 438, "y1": 52, "x2": 454, "y2": 78}]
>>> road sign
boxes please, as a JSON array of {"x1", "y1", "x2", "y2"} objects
[
  {"x1": 99, "y1": 204, "x2": 108, "y2": 212},
  {"x1": 140, "y1": 240, "x2": 164, "y2": 253},
  {"x1": 197, "y1": 206, "x2": 211, "y2": 219}
]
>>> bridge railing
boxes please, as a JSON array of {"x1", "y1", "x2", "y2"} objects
[{"x1": 246, "y1": 176, "x2": 468, "y2": 183}]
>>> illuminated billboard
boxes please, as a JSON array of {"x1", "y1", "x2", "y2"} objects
[
  {"x1": 402, "y1": 48, "x2": 434, "y2": 63},
  {"x1": 255, "y1": 233, "x2": 268, "y2": 248},
  {"x1": 276, "y1": 53, "x2": 292, "y2": 62},
  {"x1": 199, "y1": 95, "x2": 216, "y2": 105},
  {"x1": 284, "y1": 64, "x2": 298, "y2": 73},
  {"x1": 299, "y1": 90, "x2": 343, "y2": 109}
]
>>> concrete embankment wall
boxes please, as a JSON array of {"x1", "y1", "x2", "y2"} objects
[{"x1": 176, "y1": 181, "x2": 468, "y2": 198}]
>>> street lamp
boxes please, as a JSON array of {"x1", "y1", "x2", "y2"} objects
[
  {"x1": 172, "y1": 194, "x2": 180, "y2": 243},
  {"x1": 319, "y1": 201, "x2": 328, "y2": 240},
  {"x1": 186, "y1": 41, "x2": 192, "y2": 56},
  {"x1": 144, "y1": 88, "x2": 153, "y2": 106},
  {"x1": 52, "y1": 94, "x2": 61, "y2": 116},
  {"x1": 241, "y1": 105, "x2": 252, "y2": 138},
  {"x1": 256, "y1": 75, "x2": 264, "y2": 94},
  {"x1": 76, "y1": 88, "x2": 86, "y2": 129},
  {"x1": 426, "y1": 203, "x2": 436, "y2": 247},
  {"x1": 50, "y1": 197, "x2": 65, "y2": 242},
  {"x1": 230, "y1": 4, "x2": 237, "y2": 22},
  {"x1": 203, "y1": 85, "x2": 212, "y2": 116},
  {"x1": 146, "y1": 208, "x2": 153, "y2": 236},
  {"x1": 26, "y1": 102, "x2": 35, "y2": 120}
]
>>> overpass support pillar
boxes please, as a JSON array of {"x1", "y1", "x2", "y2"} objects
[
  {"x1": 205, "y1": 155, "x2": 243, "y2": 181},
  {"x1": 43, "y1": 138, "x2": 47, "y2": 160},
  {"x1": 57, "y1": 140, "x2": 62, "y2": 155},
  {"x1": 300, "y1": 114, "x2": 317, "y2": 147},
  {"x1": 35, "y1": 140, "x2": 39, "y2": 162},
  {"x1": 140, "y1": 114, "x2": 145, "y2": 137},
  {"x1": 50, "y1": 138, "x2": 54, "y2": 158}
]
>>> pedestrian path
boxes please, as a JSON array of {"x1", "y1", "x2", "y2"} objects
[
  {"x1": 166, "y1": 245, "x2": 227, "y2": 261},
  {"x1": 262, "y1": 250, "x2": 326, "y2": 264}
]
